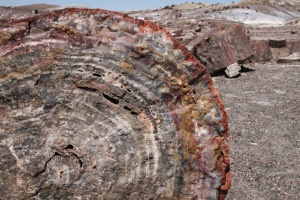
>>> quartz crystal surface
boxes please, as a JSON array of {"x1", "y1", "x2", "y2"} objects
[{"x1": 0, "y1": 8, "x2": 230, "y2": 199}]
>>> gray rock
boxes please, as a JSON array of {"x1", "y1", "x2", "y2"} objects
[{"x1": 225, "y1": 62, "x2": 241, "y2": 78}]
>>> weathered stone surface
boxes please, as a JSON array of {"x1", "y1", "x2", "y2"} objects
[
  {"x1": 277, "y1": 52, "x2": 300, "y2": 63},
  {"x1": 246, "y1": 25, "x2": 300, "y2": 62},
  {"x1": 129, "y1": 11, "x2": 255, "y2": 74},
  {"x1": 250, "y1": 40, "x2": 272, "y2": 62},
  {"x1": 0, "y1": 8, "x2": 230, "y2": 199},
  {"x1": 0, "y1": 6, "x2": 47, "y2": 22},
  {"x1": 126, "y1": 1, "x2": 300, "y2": 70},
  {"x1": 225, "y1": 63, "x2": 241, "y2": 78},
  {"x1": 192, "y1": 25, "x2": 253, "y2": 74},
  {"x1": 290, "y1": 41, "x2": 300, "y2": 53}
]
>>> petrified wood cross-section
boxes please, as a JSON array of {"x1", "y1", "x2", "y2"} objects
[{"x1": 0, "y1": 8, "x2": 230, "y2": 199}]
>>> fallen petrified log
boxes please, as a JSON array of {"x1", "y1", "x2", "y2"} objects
[
  {"x1": 129, "y1": 9, "x2": 255, "y2": 74},
  {"x1": 277, "y1": 52, "x2": 300, "y2": 63},
  {"x1": 0, "y1": 8, "x2": 230, "y2": 199},
  {"x1": 250, "y1": 40, "x2": 273, "y2": 62},
  {"x1": 190, "y1": 25, "x2": 253, "y2": 74}
]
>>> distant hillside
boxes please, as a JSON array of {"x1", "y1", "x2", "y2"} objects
[
  {"x1": 14, "y1": 4, "x2": 59, "y2": 10},
  {"x1": 241, "y1": 0, "x2": 300, "y2": 8}
]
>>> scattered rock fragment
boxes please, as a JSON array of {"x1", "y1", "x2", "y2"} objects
[
  {"x1": 225, "y1": 62, "x2": 241, "y2": 78},
  {"x1": 277, "y1": 52, "x2": 300, "y2": 63},
  {"x1": 170, "y1": 29, "x2": 183, "y2": 37},
  {"x1": 195, "y1": 26, "x2": 202, "y2": 32}
]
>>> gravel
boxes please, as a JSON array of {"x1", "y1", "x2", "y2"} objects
[{"x1": 212, "y1": 62, "x2": 300, "y2": 200}]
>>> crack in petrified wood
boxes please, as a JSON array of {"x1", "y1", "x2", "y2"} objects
[{"x1": 0, "y1": 8, "x2": 230, "y2": 200}]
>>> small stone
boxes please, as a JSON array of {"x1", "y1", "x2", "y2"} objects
[
  {"x1": 225, "y1": 62, "x2": 241, "y2": 78},
  {"x1": 195, "y1": 27, "x2": 202, "y2": 32},
  {"x1": 170, "y1": 29, "x2": 183, "y2": 37}
]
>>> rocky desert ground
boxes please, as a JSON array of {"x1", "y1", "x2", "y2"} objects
[
  {"x1": 214, "y1": 62, "x2": 300, "y2": 199},
  {"x1": 0, "y1": 0, "x2": 299, "y2": 199}
]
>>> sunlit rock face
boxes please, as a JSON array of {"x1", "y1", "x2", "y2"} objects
[{"x1": 0, "y1": 8, "x2": 230, "y2": 199}]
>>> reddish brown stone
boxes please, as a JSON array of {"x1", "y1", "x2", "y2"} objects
[
  {"x1": 192, "y1": 25, "x2": 254, "y2": 74},
  {"x1": 0, "y1": 8, "x2": 230, "y2": 199},
  {"x1": 250, "y1": 40, "x2": 273, "y2": 62},
  {"x1": 290, "y1": 41, "x2": 300, "y2": 53}
]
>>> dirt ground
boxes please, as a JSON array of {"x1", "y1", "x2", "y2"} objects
[{"x1": 212, "y1": 62, "x2": 300, "y2": 200}]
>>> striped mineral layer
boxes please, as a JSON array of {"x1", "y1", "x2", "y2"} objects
[{"x1": 0, "y1": 8, "x2": 230, "y2": 199}]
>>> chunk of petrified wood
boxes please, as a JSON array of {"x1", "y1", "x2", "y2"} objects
[
  {"x1": 0, "y1": 8, "x2": 230, "y2": 199},
  {"x1": 191, "y1": 25, "x2": 253, "y2": 74}
]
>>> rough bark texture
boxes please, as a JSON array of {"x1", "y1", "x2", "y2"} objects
[{"x1": 0, "y1": 8, "x2": 230, "y2": 199}]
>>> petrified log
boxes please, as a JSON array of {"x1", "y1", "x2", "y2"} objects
[
  {"x1": 277, "y1": 52, "x2": 300, "y2": 63},
  {"x1": 0, "y1": 8, "x2": 230, "y2": 199},
  {"x1": 250, "y1": 40, "x2": 272, "y2": 62},
  {"x1": 290, "y1": 41, "x2": 300, "y2": 53},
  {"x1": 129, "y1": 9, "x2": 255, "y2": 74},
  {"x1": 191, "y1": 25, "x2": 253, "y2": 74}
]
